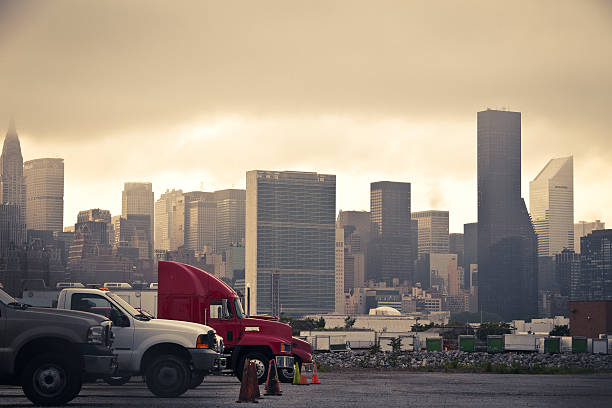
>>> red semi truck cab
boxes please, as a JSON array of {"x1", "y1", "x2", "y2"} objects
[{"x1": 157, "y1": 261, "x2": 313, "y2": 384}]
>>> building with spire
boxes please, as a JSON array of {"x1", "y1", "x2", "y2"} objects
[
  {"x1": 1, "y1": 120, "x2": 26, "y2": 225},
  {"x1": 0, "y1": 120, "x2": 26, "y2": 253}
]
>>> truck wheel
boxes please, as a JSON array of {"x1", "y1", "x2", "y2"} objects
[
  {"x1": 238, "y1": 352, "x2": 269, "y2": 385},
  {"x1": 104, "y1": 376, "x2": 131, "y2": 386},
  {"x1": 145, "y1": 354, "x2": 191, "y2": 397},
  {"x1": 21, "y1": 353, "x2": 82, "y2": 406},
  {"x1": 188, "y1": 371, "x2": 206, "y2": 389},
  {"x1": 277, "y1": 363, "x2": 296, "y2": 383}
]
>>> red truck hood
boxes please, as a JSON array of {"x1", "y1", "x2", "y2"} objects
[{"x1": 240, "y1": 317, "x2": 292, "y2": 338}]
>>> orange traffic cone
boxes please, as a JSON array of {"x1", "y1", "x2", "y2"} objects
[
  {"x1": 237, "y1": 359, "x2": 254, "y2": 403},
  {"x1": 249, "y1": 361, "x2": 263, "y2": 400},
  {"x1": 310, "y1": 363, "x2": 320, "y2": 384},
  {"x1": 264, "y1": 359, "x2": 283, "y2": 396},
  {"x1": 298, "y1": 363, "x2": 309, "y2": 385}
]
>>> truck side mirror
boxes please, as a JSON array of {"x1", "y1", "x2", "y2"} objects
[{"x1": 222, "y1": 299, "x2": 230, "y2": 319}]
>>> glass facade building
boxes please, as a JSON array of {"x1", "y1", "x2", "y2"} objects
[
  {"x1": 245, "y1": 171, "x2": 335, "y2": 316},
  {"x1": 369, "y1": 181, "x2": 413, "y2": 285},
  {"x1": 24, "y1": 158, "x2": 64, "y2": 233},
  {"x1": 573, "y1": 230, "x2": 612, "y2": 301},
  {"x1": 477, "y1": 109, "x2": 538, "y2": 320}
]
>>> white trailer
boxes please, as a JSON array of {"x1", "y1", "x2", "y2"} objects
[
  {"x1": 504, "y1": 334, "x2": 537, "y2": 352},
  {"x1": 379, "y1": 334, "x2": 415, "y2": 352},
  {"x1": 592, "y1": 339, "x2": 608, "y2": 354}
]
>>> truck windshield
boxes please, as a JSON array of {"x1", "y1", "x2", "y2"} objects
[
  {"x1": 106, "y1": 292, "x2": 150, "y2": 320},
  {"x1": 0, "y1": 288, "x2": 16, "y2": 305},
  {"x1": 234, "y1": 298, "x2": 245, "y2": 319}
]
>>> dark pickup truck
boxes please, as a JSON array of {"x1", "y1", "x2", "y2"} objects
[{"x1": 0, "y1": 288, "x2": 116, "y2": 406}]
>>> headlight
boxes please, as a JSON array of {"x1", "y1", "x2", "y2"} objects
[
  {"x1": 216, "y1": 335, "x2": 224, "y2": 354},
  {"x1": 88, "y1": 325, "x2": 104, "y2": 345}
]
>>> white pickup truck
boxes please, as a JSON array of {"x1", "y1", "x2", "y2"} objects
[{"x1": 56, "y1": 288, "x2": 224, "y2": 397}]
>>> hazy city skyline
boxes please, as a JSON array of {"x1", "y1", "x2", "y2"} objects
[{"x1": 1, "y1": 0, "x2": 611, "y2": 233}]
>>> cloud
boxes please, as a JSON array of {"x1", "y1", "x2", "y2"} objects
[{"x1": 2, "y1": 0, "x2": 611, "y2": 230}]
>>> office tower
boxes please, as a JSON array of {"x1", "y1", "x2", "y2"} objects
[
  {"x1": 245, "y1": 170, "x2": 335, "y2": 316},
  {"x1": 463, "y1": 223, "x2": 477, "y2": 288},
  {"x1": 369, "y1": 181, "x2": 413, "y2": 284},
  {"x1": 185, "y1": 197, "x2": 217, "y2": 253},
  {"x1": 23, "y1": 158, "x2": 64, "y2": 233},
  {"x1": 335, "y1": 228, "x2": 345, "y2": 314},
  {"x1": 155, "y1": 189, "x2": 184, "y2": 251},
  {"x1": 477, "y1": 109, "x2": 538, "y2": 320},
  {"x1": 77, "y1": 209, "x2": 111, "y2": 245},
  {"x1": 529, "y1": 156, "x2": 574, "y2": 256},
  {"x1": 214, "y1": 189, "x2": 246, "y2": 255},
  {"x1": 412, "y1": 210, "x2": 450, "y2": 257},
  {"x1": 0, "y1": 204, "x2": 24, "y2": 254},
  {"x1": 574, "y1": 220, "x2": 605, "y2": 253},
  {"x1": 337, "y1": 210, "x2": 369, "y2": 292},
  {"x1": 337, "y1": 210, "x2": 371, "y2": 254},
  {"x1": 428, "y1": 253, "x2": 457, "y2": 295},
  {"x1": 122, "y1": 182, "x2": 154, "y2": 254},
  {"x1": 555, "y1": 249, "x2": 579, "y2": 297},
  {"x1": 113, "y1": 215, "x2": 151, "y2": 259},
  {"x1": 0, "y1": 120, "x2": 25, "y2": 236},
  {"x1": 572, "y1": 230, "x2": 612, "y2": 301},
  {"x1": 448, "y1": 233, "x2": 469, "y2": 278}
]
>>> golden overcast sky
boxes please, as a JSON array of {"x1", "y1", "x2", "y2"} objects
[{"x1": 0, "y1": 0, "x2": 611, "y2": 232}]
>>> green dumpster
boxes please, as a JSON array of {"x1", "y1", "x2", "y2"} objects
[
  {"x1": 426, "y1": 337, "x2": 442, "y2": 352},
  {"x1": 487, "y1": 335, "x2": 504, "y2": 353},
  {"x1": 572, "y1": 337, "x2": 588, "y2": 353},
  {"x1": 459, "y1": 335, "x2": 475, "y2": 352},
  {"x1": 544, "y1": 337, "x2": 560, "y2": 353}
]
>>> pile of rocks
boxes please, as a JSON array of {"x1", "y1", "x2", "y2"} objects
[{"x1": 314, "y1": 350, "x2": 612, "y2": 371}]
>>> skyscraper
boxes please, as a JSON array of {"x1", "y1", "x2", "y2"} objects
[
  {"x1": 369, "y1": 181, "x2": 413, "y2": 284},
  {"x1": 574, "y1": 220, "x2": 605, "y2": 253},
  {"x1": 529, "y1": 156, "x2": 574, "y2": 256},
  {"x1": 0, "y1": 120, "x2": 25, "y2": 235},
  {"x1": 122, "y1": 182, "x2": 154, "y2": 257},
  {"x1": 245, "y1": 170, "x2": 335, "y2": 316},
  {"x1": 24, "y1": 158, "x2": 64, "y2": 233},
  {"x1": 337, "y1": 210, "x2": 370, "y2": 291},
  {"x1": 154, "y1": 189, "x2": 184, "y2": 251},
  {"x1": 573, "y1": 230, "x2": 612, "y2": 301},
  {"x1": 214, "y1": 189, "x2": 246, "y2": 255},
  {"x1": 412, "y1": 210, "x2": 450, "y2": 257},
  {"x1": 477, "y1": 109, "x2": 538, "y2": 320},
  {"x1": 463, "y1": 222, "x2": 478, "y2": 288}
]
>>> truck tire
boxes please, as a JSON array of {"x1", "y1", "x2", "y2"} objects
[
  {"x1": 21, "y1": 353, "x2": 82, "y2": 406},
  {"x1": 188, "y1": 371, "x2": 206, "y2": 389},
  {"x1": 104, "y1": 376, "x2": 131, "y2": 386},
  {"x1": 144, "y1": 354, "x2": 191, "y2": 397},
  {"x1": 237, "y1": 352, "x2": 269, "y2": 385},
  {"x1": 277, "y1": 358, "x2": 299, "y2": 384}
]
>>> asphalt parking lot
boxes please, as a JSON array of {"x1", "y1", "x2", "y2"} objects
[{"x1": 2, "y1": 372, "x2": 612, "y2": 408}]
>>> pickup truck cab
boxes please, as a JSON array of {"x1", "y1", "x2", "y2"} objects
[
  {"x1": 57, "y1": 288, "x2": 224, "y2": 396},
  {"x1": 0, "y1": 288, "x2": 116, "y2": 406}
]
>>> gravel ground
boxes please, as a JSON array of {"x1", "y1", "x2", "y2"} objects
[{"x1": 2, "y1": 372, "x2": 612, "y2": 408}]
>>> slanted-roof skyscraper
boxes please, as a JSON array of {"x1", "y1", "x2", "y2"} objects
[
  {"x1": 529, "y1": 156, "x2": 574, "y2": 257},
  {"x1": 1, "y1": 119, "x2": 26, "y2": 231},
  {"x1": 477, "y1": 109, "x2": 538, "y2": 320}
]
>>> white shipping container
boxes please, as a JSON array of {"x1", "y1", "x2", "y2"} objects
[
  {"x1": 504, "y1": 334, "x2": 536, "y2": 352},
  {"x1": 560, "y1": 336, "x2": 572, "y2": 353},
  {"x1": 592, "y1": 339, "x2": 608, "y2": 354}
]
